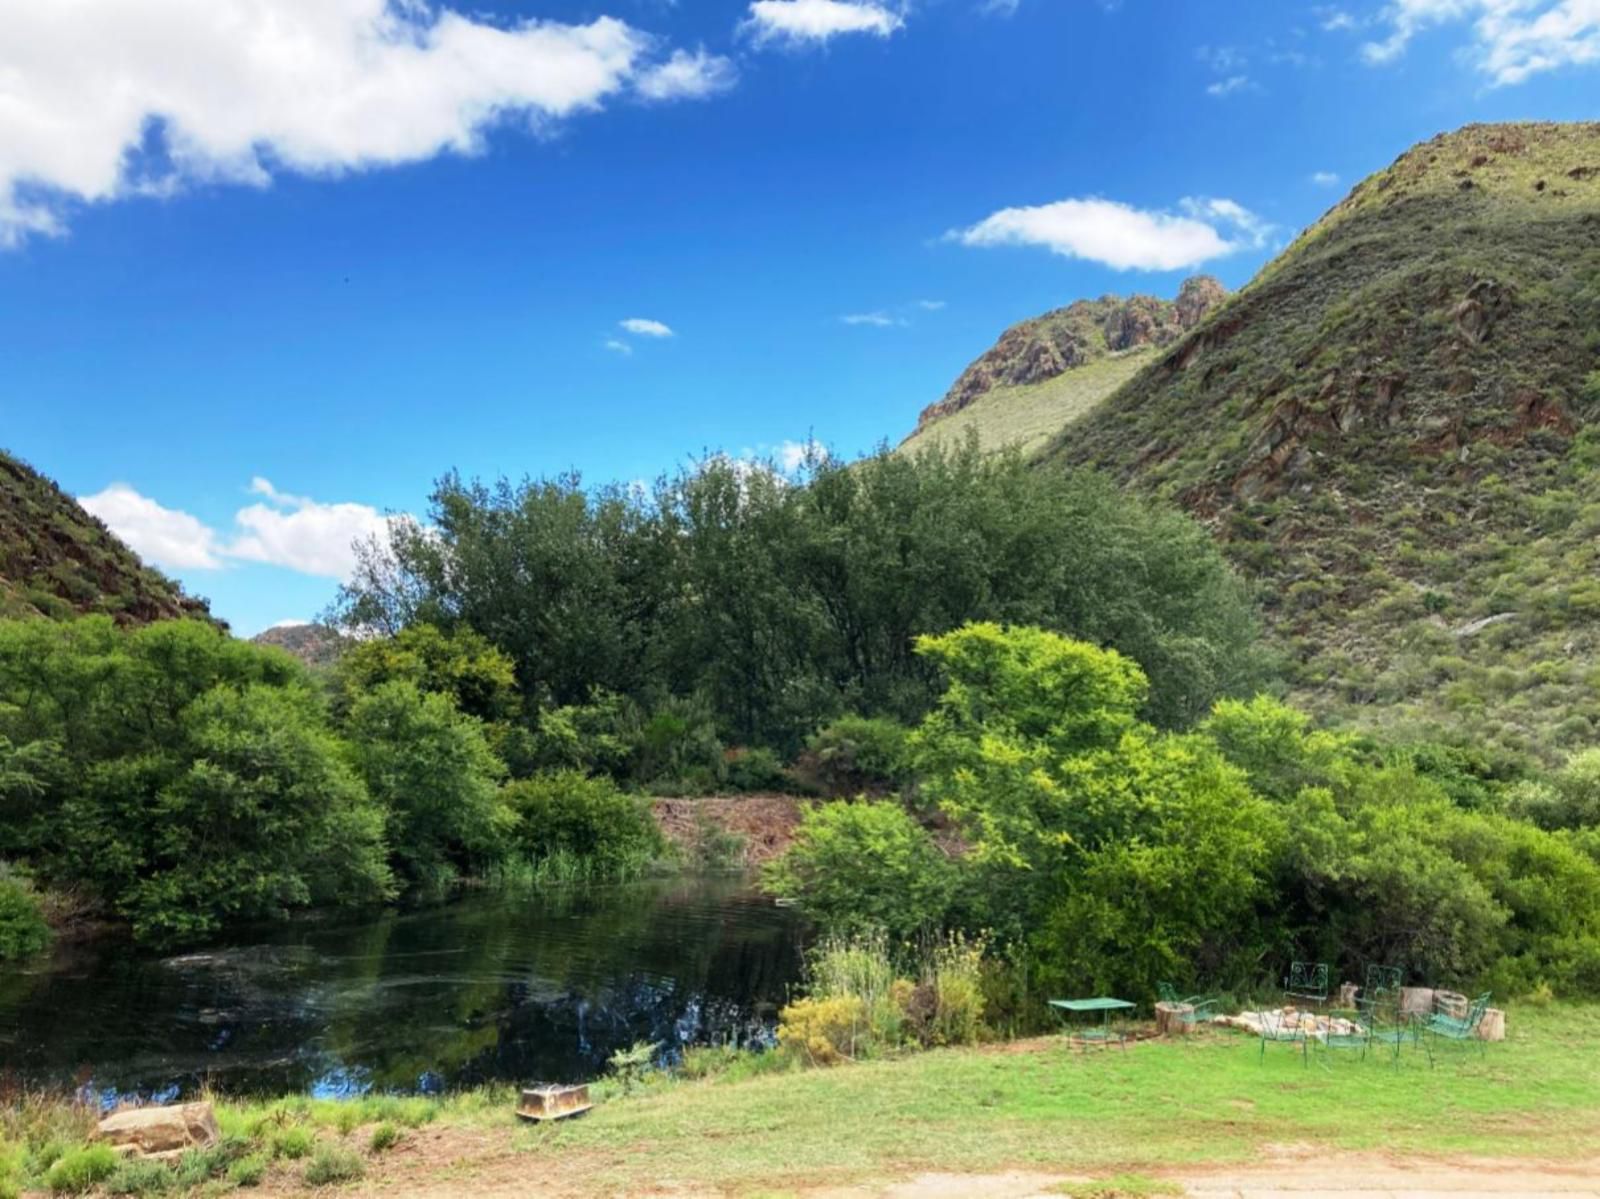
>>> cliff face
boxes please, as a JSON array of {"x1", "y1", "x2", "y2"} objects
[
  {"x1": 0, "y1": 450, "x2": 215, "y2": 626},
  {"x1": 912, "y1": 275, "x2": 1227, "y2": 435}
]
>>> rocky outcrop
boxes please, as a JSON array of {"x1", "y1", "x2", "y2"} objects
[
  {"x1": 251, "y1": 622, "x2": 349, "y2": 668},
  {"x1": 912, "y1": 276, "x2": 1227, "y2": 433}
]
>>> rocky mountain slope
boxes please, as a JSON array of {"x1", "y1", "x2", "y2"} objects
[
  {"x1": 1036, "y1": 122, "x2": 1600, "y2": 757},
  {"x1": 901, "y1": 276, "x2": 1226, "y2": 456},
  {"x1": 0, "y1": 450, "x2": 214, "y2": 625},
  {"x1": 251, "y1": 621, "x2": 349, "y2": 668}
]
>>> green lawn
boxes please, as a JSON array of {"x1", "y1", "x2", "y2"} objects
[{"x1": 511, "y1": 1002, "x2": 1600, "y2": 1194}]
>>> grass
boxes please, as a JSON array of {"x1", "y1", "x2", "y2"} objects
[
  {"x1": 901, "y1": 351, "x2": 1154, "y2": 459},
  {"x1": 2, "y1": 1004, "x2": 1596, "y2": 1195}
]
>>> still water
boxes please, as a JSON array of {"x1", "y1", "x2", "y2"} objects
[{"x1": 0, "y1": 876, "x2": 802, "y2": 1101}]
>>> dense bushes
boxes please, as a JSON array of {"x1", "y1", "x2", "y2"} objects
[
  {"x1": 796, "y1": 715, "x2": 912, "y2": 797},
  {"x1": 0, "y1": 616, "x2": 662, "y2": 946},
  {"x1": 0, "y1": 872, "x2": 50, "y2": 961},
  {"x1": 335, "y1": 443, "x2": 1263, "y2": 755},
  {"x1": 504, "y1": 771, "x2": 664, "y2": 879},
  {"x1": 768, "y1": 623, "x2": 1600, "y2": 1007}
]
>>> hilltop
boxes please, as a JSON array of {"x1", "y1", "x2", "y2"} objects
[
  {"x1": 901, "y1": 276, "x2": 1226, "y2": 457},
  {"x1": 0, "y1": 450, "x2": 214, "y2": 626},
  {"x1": 250, "y1": 621, "x2": 349, "y2": 668},
  {"x1": 1031, "y1": 122, "x2": 1600, "y2": 756}
]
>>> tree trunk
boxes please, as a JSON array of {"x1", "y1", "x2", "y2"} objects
[{"x1": 1476, "y1": 1008, "x2": 1506, "y2": 1042}]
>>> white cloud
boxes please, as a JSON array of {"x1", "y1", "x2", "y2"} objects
[
  {"x1": 978, "y1": 0, "x2": 1021, "y2": 16},
  {"x1": 604, "y1": 337, "x2": 634, "y2": 355},
  {"x1": 620, "y1": 317, "x2": 675, "y2": 337},
  {"x1": 81, "y1": 477, "x2": 398, "y2": 580},
  {"x1": 949, "y1": 195, "x2": 1271, "y2": 272},
  {"x1": 1311, "y1": 170, "x2": 1342, "y2": 187},
  {"x1": 1362, "y1": 0, "x2": 1600, "y2": 83},
  {"x1": 917, "y1": 299, "x2": 947, "y2": 310},
  {"x1": 841, "y1": 311, "x2": 904, "y2": 327},
  {"x1": 1318, "y1": 7, "x2": 1362, "y2": 31},
  {"x1": 1206, "y1": 74, "x2": 1254, "y2": 95},
  {"x1": 742, "y1": 0, "x2": 904, "y2": 46},
  {"x1": 777, "y1": 440, "x2": 812, "y2": 472},
  {"x1": 0, "y1": 0, "x2": 730, "y2": 246},
  {"x1": 80, "y1": 484, "x2": 223, "y2": 570},
  {"x1": 635, "y1": 48, "x2": 738, "y2": 100},
  {"x1": 228, "y1": 477, "x2": 392, "y2": 579},
  {"x1": 269, "y1": 618, "x2": 312, "y2": 630}
]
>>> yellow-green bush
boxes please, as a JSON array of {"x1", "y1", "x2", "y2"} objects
[{"x1": 776, "y1": 995, "x2": 869, "y2": 1066}]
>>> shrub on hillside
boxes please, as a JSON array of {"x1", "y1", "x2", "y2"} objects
[{"x1": 798, "y1": 716, "x2": 912, "y2": 797}]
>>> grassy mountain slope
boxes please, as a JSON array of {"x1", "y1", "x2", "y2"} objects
[
  {"x1": 902, "y1": 277, "x2": 1226, "y2": 457},
  {"x1": 0, "y1": 450, "x2": 213, "y2": 625},
  {"x1": 1042, "y1": 122, "x2": 1600, "y2": 758}
]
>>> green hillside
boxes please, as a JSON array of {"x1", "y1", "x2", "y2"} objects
[
  {"x1": 1040, "y1": 121, "x2": 1600, "y2": 758},
  {"x1": 902, "y1": 276, "x2": 1226, "y2": 457},
  {"x1": 0, "y1": 450, "x2": 213, "y2": 625}
]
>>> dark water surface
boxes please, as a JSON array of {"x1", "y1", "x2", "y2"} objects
[{"x1": 0, "y1": 876, "x2": 802, "y2": 1102}]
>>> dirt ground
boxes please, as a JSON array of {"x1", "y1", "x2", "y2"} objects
[
  {"x1": 309, "y1": 1126, "x2": 1600, "y2": 1198},
  {"x1": 651, "y1": 794, "x2": 809, "y2": 866}
]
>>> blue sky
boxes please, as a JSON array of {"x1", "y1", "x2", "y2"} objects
[{"x1": 1, "y1": 0, "x2": 1594, "y2": 635}]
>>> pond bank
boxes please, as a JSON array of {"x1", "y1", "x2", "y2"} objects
[{"x1": 6, "y1": 1003, "x2": 1596, "y2": 1197}]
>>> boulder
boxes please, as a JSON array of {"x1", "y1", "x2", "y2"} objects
[
  {"x1": 97, "y1": 1102, "x2": 219, "y2": 1160},
  {"x1": 1477, "y1": 1007, "x2": 1507, "y2": 1042}
]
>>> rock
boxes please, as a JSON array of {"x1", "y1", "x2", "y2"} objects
[
  {"x1": 1453, "y1": 612, "x2": 1516, "y2": 637},
  {"x1": 97, "y1": 1102, "x2": 219, "y2": 1160},
  {"x1": 1400, "y1": 987, "x2": 1434, "y2": 1016},
  {"x1": 1175, "y1": 275, "x2": 1227, "y2": 329},
  {"x1": 1477, "y1": 1007, "x2": 1507, "y2": 1042}
]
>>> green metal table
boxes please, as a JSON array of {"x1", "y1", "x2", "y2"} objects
[{"x1": 1049, "y1": 997, "x2": 1135, "y2": 1050}]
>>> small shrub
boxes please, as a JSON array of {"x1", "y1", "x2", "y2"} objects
[
  {"x1": 0, "y1": 876, "x2": 52, "y2": 961},
  {"x1": 302, "y1": 1145, "x2": 364, "y2": 1187},
  {"x1": 776, "y1": 995, "x2": 868, "y2": 1066},
  {"x1": 227, "y1": 1153, "x2": 268, "y2": 1187},
  {"x1": 505, "y1": 771, "x2": 664, "y2": 879},
  {"x1": 800, "y1": 716, "x2": 912, "y2": 797},
  {"x1": 927, "y1": 933, "x2": 987, "y2": 1047},
  {"x1": 270, "y1": 1126, "x2": 314, "y2": 1160},
  {"x1": 44, "y1": 1144, "x2": 119, "y2": 1194},
  {"x1": 104, "y1": 1159, "x2": 174, "y2": 1195},
  {"x1": 172, "y1": 1136, "x2": 249, "y2": 1189},
  {"x1": 723, "y1": 747, "x2": 790, "y2": 793},
  {"x1": 605, "y1": 1040, "x2": 660, "y2": 1095},
  {"x1": 677, "y1": 1044, "x2": 742, "y2": 1081},
  {"x1": 368, "y1": 1122, "x2": 400, "y2": 1153}
]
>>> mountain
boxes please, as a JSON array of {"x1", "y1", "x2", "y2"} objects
[
  {"x1": 251, "y1": 622, "x2": 348, "y2": 668},
  {"x1": 900, "y1": 276, "x2": 1227, "y2": 457},
  {"x1": 0, "y1": 450, "x2": 215, "y2": 625},
  {"x1": 1017, "y1": 121, "x2": 1600, "y2": 758}
]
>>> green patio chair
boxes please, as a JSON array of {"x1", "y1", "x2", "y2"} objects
[
  {"x1": 1363, "y1": 963, "x2": 1402, "y2": 997},
  {"x1": 1258, "y1": 1007, "x2": 1309, "y2": 1066},
  {"x1": 1283, "y1": 961, "x2": 1330, "y2": 1008},
  {"x1": 1421, "y1": 990, "x2": 1491, "y2": 1067},
  {"x1": 1156, "y1": 981, "x2": 1218, "y2": 1034}
]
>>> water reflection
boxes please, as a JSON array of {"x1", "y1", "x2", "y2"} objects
[{"x1": 0, "y1": 876, "x2": 801, "y2": 1100}]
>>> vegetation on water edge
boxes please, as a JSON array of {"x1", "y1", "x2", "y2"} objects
[
  {"x1": 768, "y1": 625, "x2": 1600, "y2": 1003},
  {"x1": 2, "y1": 1003, "x2": 1597, "y2": 1197}
]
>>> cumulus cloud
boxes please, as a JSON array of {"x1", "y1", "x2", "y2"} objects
[
  {"x1": 604, "y1": 337, "x2": 634, "y2": 355},
  {"x1": 620, "y1": 317, "x2": 675, "y2": 337},
  {"x1": 949, "y1": 195, "x2": 1271, "y2": 272},
  {"x1": 841, "y1": 311, "x2": 904, "y2": 327},
  {"x1": 1311, "y1": 170, "x2": 1342, "y2": 186},
  {"x1": 635, "y1": 48, "x2": 739, "y2": 100},
  {"x1": 742, "y1": 0, "x2": 904, "y2": 47},
  {"x1": 80, "y1": 484, "x2": 224, "y2": 570},
  {"x1": 79, "y1": 477, "x2": 397, "y2": 580},
  {"x1": 0, "y1": 0, "x2": 730, "y2": 246},
  {"x1": 1361, "y1": 0, "x2": 1600, "y2": 84},
  {"x1": 269, "y1": 618, "x2": 312, "y2": 629}
]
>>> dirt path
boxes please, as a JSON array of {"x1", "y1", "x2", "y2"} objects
[{"x1": 334, "y1": 1136, "x2": 1600, "y2": 1198}]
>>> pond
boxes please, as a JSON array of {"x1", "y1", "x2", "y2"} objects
[{"x1": 0, "y1": 876, "x2": 802, "y2": 1103}]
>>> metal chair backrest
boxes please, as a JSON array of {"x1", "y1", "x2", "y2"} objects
[
  {"x1": 1285, "y1": 961, "x2": 1329, "y2": 1000},
  {"x1": 1364, "y1": 964, "x2": 1402, "y2": 995}
]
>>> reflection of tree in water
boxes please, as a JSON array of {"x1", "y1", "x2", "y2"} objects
[{"x1": 0, "y1": 878, "x2": 801, "y2": 1099}]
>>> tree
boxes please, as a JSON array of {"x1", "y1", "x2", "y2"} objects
[{"x1": 345, "y1": 681, "x2": 511, "y2": 892}]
